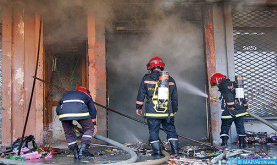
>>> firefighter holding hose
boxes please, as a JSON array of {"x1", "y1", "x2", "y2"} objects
[
  {"x1": 210, "y1": 73, "x2": 249, "y2": 148},
  {"x1": 136, "y1": 56, "x2": 179, "y2": 157},
  {"x1": 56, "y1": 86, "x2": 97, "y2": 159}
]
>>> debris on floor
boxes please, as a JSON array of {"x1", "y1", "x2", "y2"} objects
[
  {"x1": 166, "y1": 140, "x2": 277, "y2": 165},
  {"x1": 0, "y1": 135, "x2": 65, "y2": 162},
  {"x1": 1, "y1": 134, "x2": 277, "y2": 164},
  {"x1": 245, "y1": 131, "x2": 277, "y2": 144}
]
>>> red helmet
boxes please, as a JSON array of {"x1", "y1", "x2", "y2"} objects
[
  {"x1": 75, "y1": 85, "x2": 91, "y2": 96},
  {"x1": 210, "y1": 73, "x2": 226, "y2": 86},
  {"x1": 148, "y1": 56, "x2": 165, "y2": 70}
]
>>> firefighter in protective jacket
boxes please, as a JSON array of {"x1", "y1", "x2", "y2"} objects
[
  {"x1": 210, "y1": 73, "x2": 248, "y2": 148},
  {"x1": 56, "y1": 86, "x2": 97, "y2": 159},
  {"x1": 136, "y1": 56, "x2": 179, "y2": 157}
]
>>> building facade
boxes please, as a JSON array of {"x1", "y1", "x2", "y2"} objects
[{"x1": 0, "y1": 0, "x2": 276, "y2": 146}]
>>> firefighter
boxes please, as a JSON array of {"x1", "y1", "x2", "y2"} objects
[
  {"x1": 56, "y1": 86, "x2": 97, "y2": 159},
  {"x1": 210, "y1": 73, "x2": 249, "y2": 148},
  {"x1": 136, "y1": 56, "x2": 179, "y2": 157}
]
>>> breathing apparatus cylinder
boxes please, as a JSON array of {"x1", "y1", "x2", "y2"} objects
[
  {"x1": 157, "y1": 71, "x2": 169, "y2": 110},
  {"x1": 235, "y1": 75, "x2": 245, "y2": 108},
  {"x1": 235, "y1": 75, "x2": 244, "y2": 99}
]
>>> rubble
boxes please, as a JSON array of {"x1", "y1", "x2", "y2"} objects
[
  {"x1": 0, "y1": 133, "x2": 276, "y2": 164},
  {"x1": 0, "y1": 135, "x2": 65, "y2": 162},
  {"x1": 245, "y1": 131, "x2": 277, "y2": 144}
]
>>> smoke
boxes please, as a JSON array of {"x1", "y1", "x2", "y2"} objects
[
  {"x1": 107, "y1": 1, "x2": 210, "y2": 143},
  {"x1": 0, "y1": 0, "x2": 113, "y2": 19},
  {"x1": 0, "y1": 0, "x2": 114, "y2": 44},
  {"x1": 109, "y1": 11, "x2": 206, "y2": 97}
]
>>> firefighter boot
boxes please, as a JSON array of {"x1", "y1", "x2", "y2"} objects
[
  {"x1": 221, "y1": 136, "x2": 228, "y2": 147},
  {"x1": 79, "y1": 143, "x2": 94, "y2": 158},
  {"x1": 72, "y1": 148, "x2": 79, "y2": 159},
  {"x1": 239, "y1": 136, "x2": 246, "y2": 148},
  {"x1": 169, "y1": 140, "x2": 179, "y2": 157},
  {"x1": 151, "y1": 141, "x2": 162, "y2": 158}
]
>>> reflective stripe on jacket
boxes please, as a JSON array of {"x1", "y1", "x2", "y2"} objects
[
  {"x1": 219, "y1": 79, "x2": 248, "y2": 119},
  {"x1": 56, "y1": 91, "x2": 97, "y2": 122},
  {"x1": 136, "y1": 71, "x2": 178, "y2": 119},
  {"x1": 221, "y1": 112, "x2": 249, "y2": 119}
]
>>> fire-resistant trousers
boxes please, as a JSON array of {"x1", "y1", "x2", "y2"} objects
[
  {"x1": 147, "y1": 118, "x2": 178, "y2": 143},
  {"x1": 220, "y1": 116, "x2": 246, "y2": 138},
  {"x1": 62, "y1": 118, "x2": 94, "y2": 150}
]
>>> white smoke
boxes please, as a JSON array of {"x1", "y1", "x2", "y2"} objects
[
  {"x1": 0, "y1": 0, "x2": 113, "y2": 44},
  {"x1": 110, "y1": 12, "x2": 206, "y2": 97}
]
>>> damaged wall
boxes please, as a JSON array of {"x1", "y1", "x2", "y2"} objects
[
  {"x1": 0, "y1": 0, "x2": 109, "y2": 146},
  {"x1": 0, "y1": 0, "x2": 212, "y2": 147},
  {"x1": 0, "y1": 16, "x2": 2, "y2": 144},
  {"x1": 209, "y1": 2, "x2": 238, "y2": 144},
  {"x1": 87, "y1": 14, "x2": 107, "y2": 138},
  {"x1": 1, "y1": 8, "x2": 44, "y2": 146},
  {"x1": 0, "y1": 0, "x2": 275, "y2": 148}
]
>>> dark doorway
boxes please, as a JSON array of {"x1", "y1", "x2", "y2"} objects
[
  {"x1": 44, "y1": 42, "x2": 87, "y2": 142},
  {"x1": 107, "y1": 4, "x2": 208, "y2": 145},
  {"x1": 43, "y1": 9, "x2": 88, "y2": 142}
]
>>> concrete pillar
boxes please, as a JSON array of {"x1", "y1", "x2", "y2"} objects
[
  {"x1": 87, "y1": 14, "x2": 107, "y2": 137},
  {"x1": 35, "y1": 14, "x2": 44, "y2": 143},
  {"x1": 11, "y1": 8, "x2": 26, "y2": 141},
  {"x1": 2, "y1": 8, "x2": 13, "y2": 146},
  {"x1": 223, "y1": 2, "x2": 235, "y2": 81},
  {"x1": 205, "y1": 2, "x2": 238, "y2": 144},
  {"x1": 1, "y1": 10, "x2": 44, "y2": 146},
  {"x1": 202, "y1": 5, "x2": 219, "y2": 145},
  {"x1": 24, "y1": 12, "x2": 37, "y2": 139},
  {"x1": 210, "y1": 2, "x2": 231, "y2": 144}
]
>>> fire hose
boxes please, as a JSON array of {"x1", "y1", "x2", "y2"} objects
[
  {"x1": 94, "y1": 134, "x2": 171, "y2": 165},
  {"x1": 74, "y1": 129, "x2": 169, "y2": 164},
  {"x1": 248, "y1": 112, "x2": 277, "y2": 132},
  {"x1": 93, "y1": 134, "x2": 138, "y2": 164},
  {"x1": 33, "y1": 76, "x2": 220, "y2": 151},
  {"x1": 129, "y1": 150, "x2": 170, "y2": 165},
  {"x1": 94, "y1": 102, "x2": 219, "y2": 150}
]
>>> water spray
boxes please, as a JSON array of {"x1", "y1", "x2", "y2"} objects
[{"x1": 174, "y1": 77, "x2": 208, "y2": 98}]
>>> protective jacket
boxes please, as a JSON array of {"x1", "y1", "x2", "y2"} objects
[
  {"x1": 56, "y1": 91, "x2": 97, "y2": 124},
  {"x1": 136, "y1": 71, "x2": 178, "y2": 119},
  {"x1": 219, "y1": 79, "x2": 248, "y2": 119}
]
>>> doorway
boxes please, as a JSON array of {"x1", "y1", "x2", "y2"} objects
[
  {"x1": 44, "y1": 42, "x2": 87, "y2": 142},
  {"x1": 107, "y1": 4, "x2": 208, "y2": 144},
  {"x1": 43, "y1": 10, "x2": 88, "y2": 142}
]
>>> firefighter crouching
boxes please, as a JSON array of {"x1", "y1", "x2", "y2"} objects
[
  {"x1": 136, "y1": 56, "x2": 179, "y2": 157},
  {"x1": 210, "y1": 73, "x2": 249, "y2": 148},
  {"x1": 56, "y1": 86, "x2": 97, "y2": 159}
]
